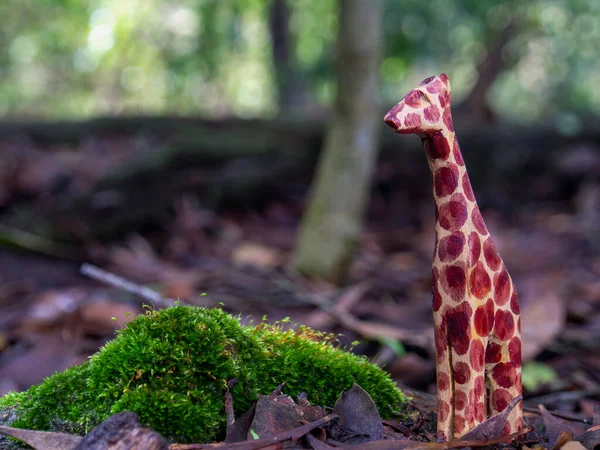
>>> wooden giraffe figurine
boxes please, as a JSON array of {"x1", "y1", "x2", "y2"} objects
[{"x1": 384, "y1": 74, "x2": 522, "y2": 440}]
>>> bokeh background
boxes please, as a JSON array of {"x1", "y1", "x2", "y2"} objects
[
  {"x1": 0, "y1": 0, "x2": 599, "y2": 431},
  {"x1": 3, "y1": 0, "x2": 600, "y2": 122}
]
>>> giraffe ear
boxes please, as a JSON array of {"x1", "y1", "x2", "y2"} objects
[{"x1": 439, "y1": 74, "x2": 450, "y2": 88}]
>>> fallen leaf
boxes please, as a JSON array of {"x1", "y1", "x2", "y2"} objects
[
  {"x1": 574, "y1": 425, "x2": 600, "y2": 450},
  {"x1": 539, "y1": 405, "x2": 586, "y2": 446},
  {"x1": 519, "y1": 274, "x2": 565, "y2": 361},
  {"x1": 249, "y1": 393, "x2": 303, "y2": 441},
  {"x1": 0, "y1": 425, "x2": 83, "y2": 450},
  {"x1": 330, "y1": 383, "x2": 383, "y2": 444},
  {"x1": 226, "y1": 405, "x2": 256, "y2": 444},
  {"x1": 461, "y1": 395, "x2": 522, "y2": 441},
  {"x1": 560, "y1": 442, "x2": 587, "y2": 450},
  {"x1": 74, "y1": 411, "x2": 167, "y2": 450}
]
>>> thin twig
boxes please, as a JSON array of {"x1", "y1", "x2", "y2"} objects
[
  {"x1": 169, "y1": 414, "x2": 339, "y2": 449},
  {"x1": 80, "y1": 263, "x2": 177, "y2": 306},
  {"x1": 523, "y1": 406, "x2": 593, "y2": 424}
]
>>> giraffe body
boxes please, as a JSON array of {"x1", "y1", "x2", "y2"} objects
[{"x1": 384, "y1": 74, "x2": 522, "y2": 440}]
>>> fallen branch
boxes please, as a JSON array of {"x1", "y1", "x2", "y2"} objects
[{"x1": 80, "y1": 263, "x2": 177, "y2": 306}]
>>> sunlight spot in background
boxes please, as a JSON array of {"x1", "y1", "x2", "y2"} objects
[
  {"x1": 165, "y1": 6, "x2": 199, "y2": 55},
  {"x1": 165, "y1": 7, "x2": 198, "y2": 36},
  {"x1": 235, "y1": 63, "x2": 268, "y2": 115},
  {"x1": 2, "y1": 0, "x2": 600, "y2": 120},
  {"x1": 539, "y1": 4, "x2": 568, "y2": 33},
  {"x1": 88, "y1": 8, "x2": 115, "y2": 54}
]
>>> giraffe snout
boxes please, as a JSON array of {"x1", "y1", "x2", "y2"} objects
[{"x1": 384, "y1": 104, "x2": 406, "y2": 132}]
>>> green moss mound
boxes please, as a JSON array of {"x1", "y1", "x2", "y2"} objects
[{"x1": 0, "y1": 305, "x2": 405, "y2": 443}]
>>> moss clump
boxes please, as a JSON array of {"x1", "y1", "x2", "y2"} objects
[{"x1": 0, "y1": 306, "x2": 405, "y2": 443}]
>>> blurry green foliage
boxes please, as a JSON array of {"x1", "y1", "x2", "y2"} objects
[
  {"x1": 0, "y1": 0, "x2": 599, "y2": 121},
  {"x1": 522, "y1": 361, "x2": 558, "y2": 392}
]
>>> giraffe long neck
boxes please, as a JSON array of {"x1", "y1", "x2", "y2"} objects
[
  {"x1": 422, "y1": 131, "x2": 481, "y2": 240},
  {"x1": 424, "y1": 131, "x2": 522, "y2": 440}
]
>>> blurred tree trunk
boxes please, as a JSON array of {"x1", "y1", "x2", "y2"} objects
[
  {"x1": 462, "y1": 23, "x2": 516, "y2": 122},
  {"x1": 269, "y1": 0, "x2": 309, "y2": 113},
  {"x1": 293, "y1": 0, "x2": 382, "y2": 284}
]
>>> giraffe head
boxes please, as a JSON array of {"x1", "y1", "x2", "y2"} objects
[{"x1": 384, "y1": 74, "x2": 453, "y2": 138}]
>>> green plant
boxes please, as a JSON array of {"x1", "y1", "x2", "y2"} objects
[{"x1": 0, "y1": 305, "x2": 406, "y2": 443}]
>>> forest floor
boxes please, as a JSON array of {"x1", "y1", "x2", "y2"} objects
[{"x1": 0, "y1": 121, "x2": 598, "y2": 448}]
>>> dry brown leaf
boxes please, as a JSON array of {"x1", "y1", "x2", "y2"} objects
[
  {"x1": 231, "y1": 242, "x2": 281, "y2": 269},
  {"x1": 519, "y1": 274, "x2": 565, "y2": 361},
  {"x1": 560, "y1": 442, "x2": 587, "y2": 450},
  {"x1": 0, "y1": 425, "x2": 83, "y2": 450}
]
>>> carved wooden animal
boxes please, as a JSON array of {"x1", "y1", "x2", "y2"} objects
[{"x1": 384, "y1": 74, "x2": 522, "y2": 440}]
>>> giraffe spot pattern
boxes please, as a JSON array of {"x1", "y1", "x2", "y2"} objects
[
  {"x1": 492, "y1": 362, "x2": 517, "y2": 388},
  {"x1": 438, "y1": 371, "x2": 449, "y2": 392},
  {"x1": 443, "y1": 107, "x2": 454, "y2": 131},
  {"x1": 424, "y1": 105, "x2": 441, "y2": 122},
  {"x1": 438, "y1": 398, "x2": 450, "y2": 423},
  {"x1": 404, "y1": 112, "x2": 422, "y2": 129},
  {"x1": 404, "y1": 89, "x2": 426, "y2": 107},
  {"x1": 453, "y1": 361, "x2": 471, "y2": 384},
  {"x1": 454, "y1": 414, "x2": 466, "y2": 434},
  {"x1": 473, "y1": 375, "x2": 484, "y2": 399},
  {"x1": 462, "y1": 173, "x2": 475, "y2": 202},
  {"x1": 469, "y1": 261, "x2": 492, "y2": 299},
  {"x1": 493, "y1": 266, "x2": 511, "y2": 306},
  {"x1": 469, "y1": 339, "x2": 485, "y2": 372},
  {"x1": 455, "y1": 390, "x2": 467, "y2": 411},
  {"x1": 425, "y1": 78, "x2": 444, "y2": 94},
  {"x1": 510, "y1": 291, "x2": 520, "y2": 314},
  {"x1": 485, "y1": 342, "x2": 502, "y2": 364},
  {"x1": 494, "y1": 309, "x2": 515, "y2": 341},
  {"x1": 434, "y1": 165, "x2": 459, "y2": 197},
  {"x1": 435, "y1": 314, "x2": 448, "y2": 361},
  {"x1": 453, "y1": 139, "x2": 464, "y2": 166},
  {"x1": 438, "y1": 231, "x2": 464, "y2": 262},
  {"x1": 483, "y1": 238, "x2": 502, "y2": 271},
  {"x1": 439, "y1": 89, "x2": 450, "y2": 109},
  {"x1": 420, "y1": 76, "x2": 435, "y2": 85},
  {"x1": 492, "y1": 389, "x2": 512, "y2": 413},
  {"x1": 515, "y1": 417, "x2": 523, "y2": 431},
  {"x1": 474, "y1": 298, "x2": 495, "y2": 337},
  {"x1": 508, "y1": 336, "x2": 521, "y2": 365},
  {"x1": 439, "y1": 193, "x2": 468, "y2": 231},
  {"x1": 446, "y1": 301, "x2": 472, "y2": 354},
  {"x1": 468, "y1": 232, "x2": 481, "y2": 267},
  {"x1": 443, "y1": 264, "x2": 467, "y2": 302},
  {"x1": 429, "y1": 131, "x2": 451, "y2": 160},
  {"x1": 471, "y1": 206, "x2": 488, "y2": 235},
  {"x1": 473, "y1": 400, "x2": 485, "y2": 423},
  {"x1": 466, "y1": 399, "x2": 481, "y2": 427}
]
